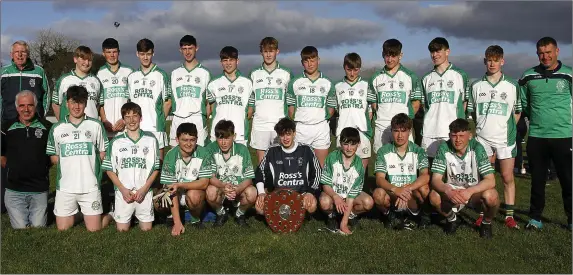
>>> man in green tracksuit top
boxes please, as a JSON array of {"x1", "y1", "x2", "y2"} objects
[{"x1": 519, "y1": 37, "x2": 572, "y2": 231}]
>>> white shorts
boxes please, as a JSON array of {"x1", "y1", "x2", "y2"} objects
[
  {"x1": 373, "y1": 125, "x2": 414, "y2": 153},
  {"x1": 421, "y1": 136, "x2": 447, "y2": 158},
  {"x1": 150, "y1": 131, "x2": 168, "y2": 149},
  {"x1": 250, "y1": 129, "x2": 279, "y2": 151},
  {"x1": 295, "y1": 121, "x2": 331, "y2": 150},
  {"x1": 476, "y1": 136, "x2": 516, "y2": 160},
  {"x1": 54, "y1": 189, "x2": 103, "y2": 217},
  {"x1": 113, "y1": 190, "x2": 154, "y2": 224},
  {"x1": 336, "y1": 131, "x2": 372, "y2": 158},
  {"x1": 170, "y1": 115, "x2": 208, "y2": 147}
]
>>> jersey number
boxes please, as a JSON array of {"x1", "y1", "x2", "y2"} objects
[
  {"x1": 112, "y1": 78, "x2": 119, "y2": 84},
  {"x1": 74, "y1": 133, "x2": 80, "y2": 139}
]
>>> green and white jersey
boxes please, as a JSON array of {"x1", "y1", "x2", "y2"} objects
[
  {"x1": 370, "y1": 65, "x2": 423, "y2": 128},
  {"x1": 421, "y1": 63, "x2": 469, "y2": 138},
  {"x1": 206, "y1": 71, "x2": 253, "y2": 140},
  {"x1": 53, "y1": 70, "x2": 103, "y2": 121},
  {"x1": 286, "y1": 72, "x2": 336, "y2": 125},
  {"x1": 206, "y1": 142, "x2": 255, "y2": 185},
  {"x1": 334, "y1": 77, "x2": 376, "y2": 137},
  {"x1": 249, "y1": 63, "x2": 292, "y2": 131},
  {"x1": 468, "y1": 74, "x2": 522, "y2": 147},
  {"x1": 170, "y1": 63, "x2": 211, "y2": 120},
  {"x1": 46, "y1": 116, "x2": 109, "y2": 193},
  {"x1": 97, "y1": 63, "x2": 133, "y2": 127},
  {"x1": 160, "y1": 145, "x2": 213, "y2": 184},
  {"x1": 102, "y1": 130, "x2": 160, "y2": 190},
  {"x1": 374, "y1": 141, "x2": 428, "y2": 187},
  {"x1": 127, "y1": 64, "x2": 171, "y2": 132},
  {"x1": 320, "y1": 150, "x2": 364, "y2": 199},
  {"x1": 431, "y1": 138, "x2": 494, "y2": 188}
]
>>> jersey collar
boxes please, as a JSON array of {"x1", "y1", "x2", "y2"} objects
[
  {"x1": 181, "y1": 62, "x2": 202, "y2": 73},
  {"x1": 260, "y1": 61, "x2": 281, "y2": 74},
  {"x1": 71, "y1": 69, "x2": 92, "y2": 80},
  {"x1": 281, "y1": 142, "x2": 298, "y2": 153},
  {"x1": 139, "y1": 64, "x2": 157, "y2": 76},
  {"x1": 216, "y1": 142, "x2": 237, "y2": 157},
  {"x1": 433, "y1": 63, "x2": 453, "y2": 77},
  {"x1": 481, "y1": 73, "x2": 505, "y2": 88},
  {"x1": 65, "y1": 115, "x2": 87, "y2": 128},
  {"x1": 343, "y1": 76, "x2": 362, "y2": 86},
  {"x1": 104, "y1": 61, "x2": 125, "y2": 74},
  {"x1": 336, "y1": 149, "x2": 361, "y2": 171}
]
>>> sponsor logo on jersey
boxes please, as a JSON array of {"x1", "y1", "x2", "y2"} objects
[
  {"x1": 35, "y1": 128, "x2": 43, "y2": 138},
  {"x1": 133, "y1": 88, "x2": 154, "y2": 98},
  {"x1": 119, "y1": 147, "x2": 128, "y2": 152},
  {"x1": 389, "y1": 175, "x2": 415, "y2": 184},
  {"x1": 277, "y1": 172, "x2": 304, "y2": 187},
  {"x1": 176, "y1": 77, "x2": 183, "y2": 82},
  {"x1": 428, "y1": 90, "x2": 455, "y2": 104},
  {"x1": 378, "y1": 91, "x2": 406, "y2": 104},
  {"x1": 61, "y1": 133, "x2": 69, "y2": 138},
  {"x1": 340, "y1": 98, "x2": 364, "y2": 109},
  {"x1": 60, "y1": 142, "x2": 93, "y2": 157},
  {"x1": 134, "y1": 80, "x2": 140, "y2": 84},
  {"x1": 389, "y1": 164, "x2": 396, "y2": 169},
  {"x1": 450, "y1": 173, "x2": 477, "y2": 184},
  {"x1": 298, "y1": 86, "x2": 307, "y2": 91},
  {"x1": 276, "y1": 160, "x2": 283, "y2": 164},
  {"x1": 105, "y1": 87, "x2": 127, "y2": 99},
  {"x1": 255, "y1": 88, "x2": 283, "y2": 100},
  {"x1": 218, "y1": 94, "x2": 244, "y2": 106},
  {"x1": 121, "y1": 157, "x2": 148, "y2": 169},
  {"x1": 256, "y1": 79, "x2": 263, "y2": 83},
  {"x1": 339, "y1": 90, "x2": 345, "y2": 95},
  {"x1": 478, "y1": 102, "x2": 508, "y2": 116},
  {"x1": 176, "y1": 86, "x2": 201, "y2": 98},
  {"x1": 102, "y1": 79, "x2": 110, "y2": 83},
  {"x1": 297, "y1": 95, "x2": 325, "y2": 108},
  {"x1": 218, "y1": 87, "x2": 226, "y2": 91},
  {"x1": 479, "y1": 92, "x2": 487, "y2": 97}
]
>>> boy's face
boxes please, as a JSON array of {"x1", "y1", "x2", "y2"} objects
[
  {"x1": 103, "y1": 48, "x2": 119, "y2": 65},
  {"x1": 344, "y1": 65, "x2": 360, "y2": 82},
  {"x1": 279, "y1": 130, "x2": 295, "y2": 148},
  {"x1": 137, "y1": 49, "x2": 154, "y2": 68},
  {"x1": 177, "y1": 133, "x2": 198, "y2": 154},
  {"x1": 123, "y1": 111, "x2": 141, "y2": 132},
  {"x1": 484, "y1": 56, "x2": 504, "y2": 75},
  {"x1": 74, "y1": 56, "x2": 93, "y2": 74},
  {"x1": 302, "y1": 56, "x2": 319, "y2": 75},
  {"x1": 66, "y1": 98, "x2": 86, "y2": 119},
  {"x1": 221, "y1": 58, "x2": 238, "y2": 74},
  {"x1": 341, "y1": 141, "x2": 359, "y2": 158},
  {"x1": 180, "y1": 44, "x2": 198, "y2": 63},
  {"x1": 430, "y1": 48, "x2": 449, "y2": 66},
  {"x1": 392, "y1": 127, "x2": 410, "y2": 147},
  {"x1": 261, "y1": 47, "x2": 279, "y2": 65},
  {"x1": 449, "y1": 130, "x2": 472, "y2": 153},
  {"x1": 216, "y1": 135, "x2": 234, "y2": 152},
  {"x1": 383, "y1": 53, "x2": 402, "y2": 70}
]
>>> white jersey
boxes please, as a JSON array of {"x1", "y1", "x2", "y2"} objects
[
  {"x1": 170, "y1": 63, "x2": 211, "y2": 119},
  {"x1": 160, "y1": 145, "x2": 213, "y2": 184},
  {"x1": 97, "y1": 63, "x2": 133, "y2": 128},
  {"x1": 53, "y1": 70, "x2": 103, "y2": 121},
  {"x1": 421, "y1": 63, "x2": 469, "y2": 138},
  {"x1": 374, "y1": 141, "x2": 428, "y2": 187},
  {"x1": 249, "y1": 62, "x2": 292, "y2": 131},
  {"x1": 334, "y1": 77, "x2": 376, "y2": 137},
  {"x1": 370, "y1": 65, "x2": 422, "y2": 128},
  {"x1": 467, "y1": 74, "x2": 522, "y2": 147},
  {"x1": 102, "y1": 130, "x2": 160, "y2": 190},
  {"x1": 46, "y1": 116, "x2": 108, "y2": 193},
  {"x1": 286, "y1": 72, "x2": 336, "y2": 125},
  {"x1": 319, "y1": 150, "x2": 365, "y2": 199},
  {"x1": 206, "y1": 71, "x2": 253, "y2": 141},
  {"x1": 127, "y1": 64, "x2": 171, "y2": 133},
  {"x1": 206, "y1": 142, "x2": 255, "y2": 185}
]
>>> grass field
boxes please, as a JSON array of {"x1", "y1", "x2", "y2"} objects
[{"x1": 2, "y1": 123, "x2": 572, "y2": 274}]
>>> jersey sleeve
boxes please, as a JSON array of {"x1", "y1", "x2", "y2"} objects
[
  {"x1": 46, "y1": 125, "x2": 59, "y2": 156},
  {"x1": 306, "y1": 146, "x2": 321, "y2": 196},
  {"x1": 512, "y1": 80, "x2": 523, "y2": 114},
  {"x1": 160, "y1": 151, "x2": 177, "y2": 184},
  {"x1": 98, "y1": 79, "x2": 104, "y2": 106},
  {"x1": 374, "y1": 148, "x2": 387, "y2": 173},
  {"x1": 41, "y1": 69, "x2": 51, "y2": 116},
  {"x1": 206, "y1": 81, "x2": 216, "y2": 104},
  {"x1": 475, "y1": 142, "x2": 494, "y2": 177},
  {"x1": 241, "y1": 146, "x2": 255, "y2": 179},
  {"x1": 101, "y1": 140, "x2": 116, "y2": 172},
  {"x1": 466, "y1": 82, "x2": 475, "y2": 113},
  {"x1": 247, "y1": 91, "x2": 255, "y2": 107},
  {"x1": 326, "y1": 81, "x2": 337, "y2": 108},
  {"x1": 286, "y1": 78, "x2": 296, "y2": 106},
  {"x1": 319, "y1": 152, "x2": 335, "y2": 186},
  {"x1": 367, "y1": 81, "x2": 377, "y2": 104},
  {"x1": 348, "y1": 167, "x2": 364, "y2": 199},
  {"x1": 519, "y1": 78, "x2": 529, "y2": 117},
  {"x1": 430, "y1": 142, "x2": 448, "y2": 175},
  {"x1": 461, "y1": 70, "x2": 469, "y2": 101},
  {"x1": 161, "y1": 70, "x2": 172, "y2": 101},
  {"x1": 152, "y1": 136, "x2": 160, "y2": 171},
  {"x1": 416, "y1": 146, "x2": 429, "y2": 171},
  {"x1": 410, "y1": 73, "x2": 423, "y2": 101},
  {"x1": 198, "y1": 151, "x2": 213, "y2": 179},
  {"x1": 52, "y1": 76, "x2": 64, "y2": 105},
  {"x1": 96, "y1": 121, "x2": 109, "y2": 152},
  {"x1": 254, "y1": 148, "x2": 273, "y2": 191}
]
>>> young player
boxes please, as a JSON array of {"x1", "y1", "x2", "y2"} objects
[
  {"x1": 370, "y1": 39, "x2": 422, "y2": 151},
  {"x1": 249, "y1": 37, "x2": 292, "y2": 163},
  {"x1": 429, "y1": 119, "x2": 499, "y2": 238},
  {"x1": 254, "y1": 117, "x2": 320, "y2": 216},
  {"x1": 333, "y1": 53, "x2": 376, "y2": 169},
  {"x1": 97, "y1": 38, "x2": 133, "y2": 139},
  {"x1": 160, "y1": 123, "x2": 213, "y2": 236},
  {"x1": 206, "y1": 120, "x2": 256, "y2": 227},
  {"x1": 46, "y1": 85, "x2": 108, "y2": 231},
  {"x1": 420, "y1": 37, "x2": 469, "y2": 160},
  {"x1": 467, "y1": 45, "x2": 521, "y2": 229},
  {"x1": 52, "y1": 46, "x2": 103, "y2": 121},
  {"x1": 286, "y1": 46, "x2": 336, "y2": 167},
  {"x1": 102, "y1": 102, "x2": 160, "y2": 232},
  {"x1": 207, "y1": 46, "x2": 253, "y2": 145},
  {"x1": 319, "y1": 127, "x2": 374, "y2": 234},
  {"x1": 127, "y1": 38, "x2": 171, "y2": 159},
  {"x1": 170, "y1": 35, "x2": 212, "y2": 147},
  {"x1": 373, "y1": 113, "x2": 431, "y2": 230}
]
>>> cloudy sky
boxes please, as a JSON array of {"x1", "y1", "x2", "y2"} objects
[{"x1": 1, "y1": 1, "x2": 571, "y2": 80}]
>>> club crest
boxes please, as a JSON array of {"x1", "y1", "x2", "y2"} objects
[{"x1": 35, "y1": 128, "x2": 43, "y2": 138}]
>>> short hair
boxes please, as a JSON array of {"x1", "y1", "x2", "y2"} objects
[
  {"x1": 485, "y1": 45, "x2": 504, "y2": 60},
  {"x1": 136, "y1": 38, "x2": 154, "y2": 53},
  {"x1": 382, "y1": 39, "x2": 402, "y2": 57},
  {"x1": 274, "y1": 117, "x2": 296, "y2": 136},
  {"x1": 428, "y1": 37, "x2": 449, "y2": 52},
  {"x1": 74, "y1": 46, "x2": 93, "y2": 61},
  {"x1": 390, "y1": 113, "x2": 413, "y2": 130},
  {"x1": 66, "y1": 85, "x2": 89, "y2": 104},
  {"x1": 449, "y1": 118, "x2": 471, "y2": 133},
  {"x1": 343, "y1": 53, "x2": 361, "y2": 69},
  {"x1": 180, "y1": 35, "x2": 197, "y2": 47},
  {"x1": 102, "y1": 38, "x2": 119, "y2": 51},
  {"x1": 260, "y1": 37, "x2": 279, "y2": 51},
  {"x1": 120, "y1": 102, "x2": 142, "y2": 118},
  {"x1": 15, "y1": 90, "x2": 37, "y2": 108},
  {"x1": 536, "y1": 37, "x2": 558, "y2": 49},
  {"x1": 301, "y1": 46, "x2": 318, "y2": 61},
  {"x1": 11, "y1": 40, "x2": 30, "y2": 54},
  {"x1": 220, "y1": 46, "x2": 239, "y2": 60},
  {"x1": 339, "y1": 127, "x2": 360, "y2": 144},
  {"x1": 214, "y1": 120, "x2": 235, "y2": 138},
  {"x1": 176, "y1": 123, "x2": 198, "y2": 138}
]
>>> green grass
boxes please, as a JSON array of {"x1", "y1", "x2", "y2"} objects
[{"x1": 2, "y1": 123, "x2": 571, "y2": 274}]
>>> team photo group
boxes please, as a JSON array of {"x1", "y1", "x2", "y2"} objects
[{"x1": 1, "y1": 33, "x2": 571, "y2": 239}]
